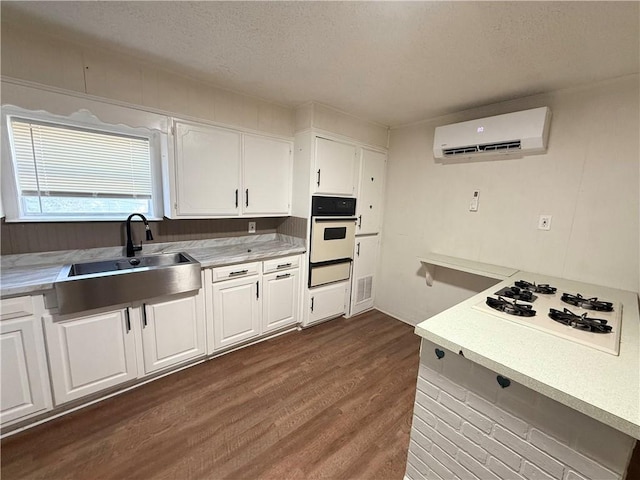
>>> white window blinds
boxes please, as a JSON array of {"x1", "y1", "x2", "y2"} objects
[{"x1": 11, "y1": 118, "x2": 152, "y2": 200}]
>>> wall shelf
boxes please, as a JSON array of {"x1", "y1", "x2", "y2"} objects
[{"x1": 418, "y1": 253, "x2": 518, "y2": 286}]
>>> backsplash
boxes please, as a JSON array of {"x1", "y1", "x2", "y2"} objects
[
  {"x1": 277, "y1": 216, "x2": 308, "y2": 240},
  {"x1": 1, "y1": 217, "x2": 307, "y2": 255}
]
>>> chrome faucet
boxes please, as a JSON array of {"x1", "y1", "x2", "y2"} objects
[{"x1": 125, "y1": 213, "x2": 153, "y2": 257}]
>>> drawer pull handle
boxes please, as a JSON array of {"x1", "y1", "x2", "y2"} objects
[
  {"x1": 276, "y1": 263, "x2": 292, "y2": 269},
  {"x1": 229, "y1": 269, "x2": 249, "y2": 277},
  {"x1": 276, "y1": 273, "x2": 291, "y2": 279}
]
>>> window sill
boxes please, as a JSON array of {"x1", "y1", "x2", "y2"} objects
[{"x1": 3, "y1": 216, "x2": 164, "y2": 223}]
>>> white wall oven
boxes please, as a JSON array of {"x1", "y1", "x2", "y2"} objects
[{"x1": 309, "y1": 196, "x2": 357, "y2": 287}]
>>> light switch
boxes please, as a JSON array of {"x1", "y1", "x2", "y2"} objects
[{"x1": 469, "y1": 190, "x2": 480, "y2": 212}]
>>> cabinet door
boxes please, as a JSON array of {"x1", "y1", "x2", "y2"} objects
[
  {"x1": 262, "y1": 269, "x2": 299, "y2": 334},
  {"x1": 140, "y1": 291, "x2": 206, "y2": 374},
  {"x1": 212, "y1": 276, "x2": 261, "y2": 349},
  {"x1": 44, "y1": 309, "x2": 138, "y2": 405},
  {"x1": 350, "y1": 235, "x2": 379, "y2": 316},
  {"x1": 356, "y1": 149, "x2": 386, "y2": 235},
  {"x1": 1, "y1": 316, "x2": 52, "y2": 424},
  {"x1": 307, "y1": 282, "x2": 347, "y2": 326},
  {"x1": 243, "y1": 135, "x2": 292, "y2": 215},
  {"x1": 314, "y1": 137, "x2": 358, "y2": 196},
  {"x1": 174, "y1": 121, "x2": 241, "y2": 216}
]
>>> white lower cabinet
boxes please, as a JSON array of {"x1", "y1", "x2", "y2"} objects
[
  {"x1": 212, "y1": 275, "x2": 261, "y2": 350},
  {"x1": 140, "y1": 291, "x2": 206, "y2": 374},
  {"x1": 207, "y1": 255, "x2": 302, "y2": 352},
  {"x1": 44, "y1": 308, "x2": 138, "y2": 405},
  {"x1": 306, "y1": 281, "x2": 348, "y2": 326},
  {"x1": 349, "y1": 235, "x2": 379, "y2": 316},
  {"x1": 262, "y1": 269, "x2": 299, "y2": 334},
  {"x1": 1, "y1": 295, "x2": 52, "y2": 425},
  {"x1": 44, "y1": 289, "x2": 206, "y2": 405}
]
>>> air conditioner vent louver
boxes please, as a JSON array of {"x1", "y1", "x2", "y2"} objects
[{"x1": 443, "y1": 140, "x2": 522, "y2": 157}]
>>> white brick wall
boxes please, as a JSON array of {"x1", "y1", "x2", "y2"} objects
[{"x1": 405, "y1": 340, "x2": 635, "y2": 480}]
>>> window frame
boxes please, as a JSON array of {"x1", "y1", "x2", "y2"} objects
[{"x1": 1, "y1": 105, "x2": 165, "y2": 222}]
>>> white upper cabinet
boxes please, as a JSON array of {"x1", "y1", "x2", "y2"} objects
[
  {"x1": 356, "y1": 149, "x2": 387, "y2": 235},
  {"x1": 313, "y1": 137, "x2": 359, "y2": 196},
  {"x1": 174, "y1": 121, "x2": 242, "y2": 216},
  {"x1": 242, "y1": 134, "x2": 292, "y2": 216},
  {"x1": 168, "y1": 120, "x2": 292, "y2": 218}
]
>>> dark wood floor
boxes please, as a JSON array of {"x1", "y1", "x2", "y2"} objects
[{"x1": 1, "y1": 311, "x2": 421, "y2": 480}]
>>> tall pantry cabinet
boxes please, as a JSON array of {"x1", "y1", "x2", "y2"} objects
[
  {"x1": 293, "y1": 132, "x2": 387, "y2": 324},
  {"x1": 350, "y1": 148, "x2": 386, "y2": 317}
]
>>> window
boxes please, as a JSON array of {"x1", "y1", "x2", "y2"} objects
[{"x1": 3, "y1": 107, "x2": 164, "y2": 221}]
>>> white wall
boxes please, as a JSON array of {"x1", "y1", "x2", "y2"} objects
[
  {"x1": 1, "y1": 23, "x2": 294, "y2": 137},
  {"x1": 378, "y1": 75, "x2": 640, "y2": 325}
]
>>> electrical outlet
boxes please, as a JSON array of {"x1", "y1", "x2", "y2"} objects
[
  {"x1": 248, "y1": 221, "x2": 256, "y2": 234},
  {"x1": 538, "y1": 215, "x2": 552, "y2": 230}
]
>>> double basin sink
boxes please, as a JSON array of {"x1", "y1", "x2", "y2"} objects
[{"x1": 55, "y1": 252, "x2": 201, "y2": 315}]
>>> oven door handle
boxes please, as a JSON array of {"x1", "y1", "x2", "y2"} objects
[{"x1": 312, "y1": 217, "x2": 358, "y2": 223}]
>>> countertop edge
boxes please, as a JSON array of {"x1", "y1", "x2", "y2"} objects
[
  {"x1": 415, "y1": 324, "x2": 640, "y2": 439},
  {"x1": 1, "y1": 240, "x2": 306, "y2": 298}
]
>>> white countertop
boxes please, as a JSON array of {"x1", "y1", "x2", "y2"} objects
[
  {"x1": 0, "y1": 234, "x2": 306, "y2": 297},
  {"x1": 415, "y1": 271, "x2": 640, "y2": 439}
]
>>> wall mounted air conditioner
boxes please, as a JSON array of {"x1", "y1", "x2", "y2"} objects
[{"x1": 433, "y1": 107, "x2": 551, "y2": 160}]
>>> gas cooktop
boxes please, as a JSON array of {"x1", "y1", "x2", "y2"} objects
[{"x1": 473, "y1": 278, "x2": 622, "y2": 355}]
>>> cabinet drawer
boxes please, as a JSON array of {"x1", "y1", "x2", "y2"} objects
[
  {"x1": 211, "y1": 262, "x2": 260, "y2": 283},
  {"x1": 1, "y1": 296, "x2": 35, "y2": 320},
  {"x1": 262, "y1": 255, "x2": 300, "y2": 274}
]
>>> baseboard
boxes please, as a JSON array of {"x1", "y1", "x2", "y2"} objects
[{"x1": 373, "y1": 307, "x2": 419, "y2": 327}]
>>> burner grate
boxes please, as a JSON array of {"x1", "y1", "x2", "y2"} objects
[
  {"x1": 494, "y1": 286, "x2": 536, "y2": 302},
  {"x1": 561, "y1": 293, "x2": 613, "y2": 312},
  {"x1": 486, "y1": 296, "x2": 536, "y2": 317},
  {"x1": 514, "y1": 280, "x2": 557, "y2": 294},
  {"x1": 548, "y1": 308, "x2": 612, "y2": 333}
]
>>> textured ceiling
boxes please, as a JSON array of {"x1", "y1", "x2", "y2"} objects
[{"x1": 2, "y1": 1, "x2": 639, "y2": 127}]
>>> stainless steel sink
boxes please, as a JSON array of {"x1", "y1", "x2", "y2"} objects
[
  {"x1": 55, "y1": 252, "x2": 202, "y2": 315},
  {"x1": 67, "y1": 252, "x2": 193, "y2": 276}
]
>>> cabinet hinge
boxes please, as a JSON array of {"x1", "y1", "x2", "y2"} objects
[
  {"x1": 174, "y1": 202, "x2": 177, "y2": 210},
  {"x1": 170, "y1": 125, "x2": 175, "y2": 135}
]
